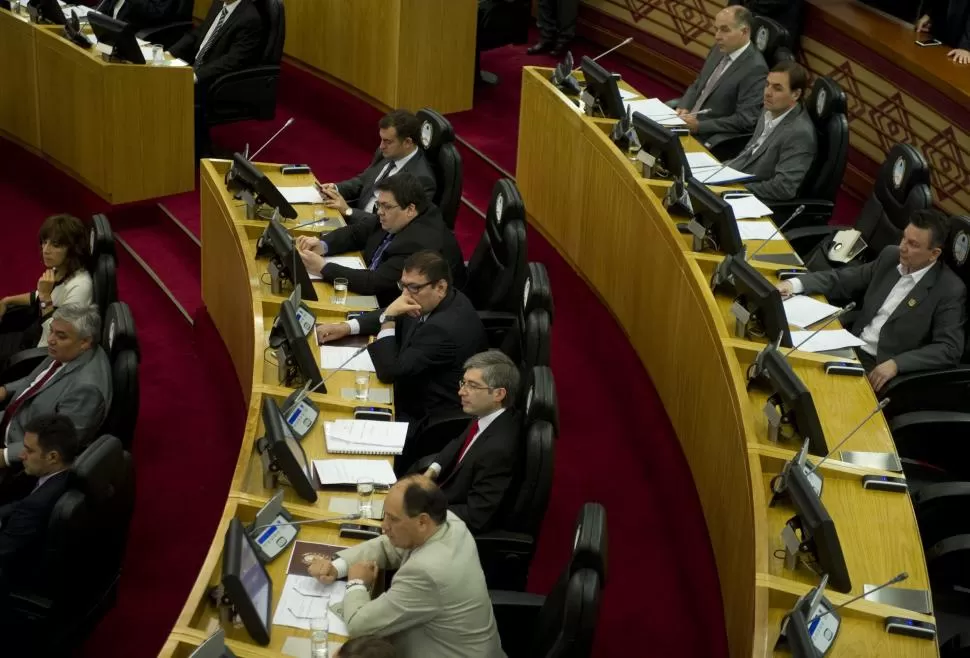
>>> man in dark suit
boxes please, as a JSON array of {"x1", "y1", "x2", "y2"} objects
[
  {"x1": 675, "y1": 6, "x2": 768, "y2": 152},
  {"x1": 727, "y1": 60, "x2": 816, "y2": 203},
  {"x1": 777, "y1": 210, "x2": 967, "y2": 391},
  {"x1": 95, "y1": 0, "x2": 181, "y2": 30},
  {"x1": 297, "y1": 173, "x2": 466, "y2": 307},
  {"x1": 527, "y1": 0, "x2": 578, "y2": 56},
  {"x1": 421, "y1": 350, "x2": 520, "y2": 534},
  {"x1": 315, "y1": 251, "x2": 486, "y2": 424},
  {"x1": 0, "y1": 414, "x2": 79, "y2": 591},
  {"x1": 318, "y1": 110, "x2": 437, "y2": 227},
  {"x1": 916, "y1": 0, "x2": 970, "y2": 63},
  {"x1": 169, "y1": 0, "x2": 264, "y2": 88}
]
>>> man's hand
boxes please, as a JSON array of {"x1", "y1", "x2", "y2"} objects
[
  {"x1": 37, "y1": 269, "x2": 56, "y2": 298},
  {"x1": 868, "y1": 359, "x2": 898, "y2": 393},
  {"x1": 775, "y1": 280, "x2": 795, "y2": 299},
  {"x1": 320, "y1": 185, "x2": 350, "y2": 215},
  {"x1": 675, "y1": 107, "x2": 687, "y2": 117},
  {"x1": 348, "y1": 560, "x2": 379, "y2": 587},
  {"x1": 682, "y1": 114, "x2": 699, "y2": 134},
  {"x1": 384, "y1": 295, "x2": 423, "y2": 319},
  {"x1": 949, "y1": 48, "x2": 970, "y2": 64},
  {"x1": 296, "y1": 235, "x2": 324, "y2": 255},
  {"x1": 298, "y1": 248, "x2": 325, "y2": 275},
  {"x1": 0, "y1": 386, "x2": 6, "y2": 403},
  {"x1": 307, "y1": 557, "x2": 338, "y2": 584},
  {"x1": 915, "y1": 14, "x2": 931, "y2": 32},
  {"x1": 316, "y1": 323, "x2": 350, "y2": 344}
]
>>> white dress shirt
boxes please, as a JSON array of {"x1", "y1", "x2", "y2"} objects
[
  {"x1": 791, "y1": 261, "x2": 934, "y2": 356},
  {"x1": 722, "y1": 40, "x2": 751, "y2": 71},
  {"x1": 3, "y1": 360, "x2": 65, "y2": 461},
  {"x1": 363, "y1": 147, "x2": 420, "y2": 213},
  {"x1": 749, "y1": 103, "x2": 796, "y2": 156}
]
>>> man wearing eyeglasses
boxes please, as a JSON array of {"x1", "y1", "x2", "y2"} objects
[
  {"x1": 297, "y1": 173, "x2": 465, "y2": 307},
  {"x1": 316, "y1": 251, "x2": 486, "y2": 426}
]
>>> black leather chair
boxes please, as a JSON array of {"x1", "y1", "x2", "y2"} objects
[
  {"x1": 134, "y1": 0, "x2": 195, "y2": 48},
  {"x1": 490, "y1": 502, "x2": 607, "y2": 658},
  {"x1": 416, "y1": 108, "x2": 463, "y2": 231},
  {"x1": 490, "y1": 262, "x2": 554, "y2": 360},
  {"x1": 944, "y1": 632, "x2": 970, "y2": 657},
  {"x1": 466, "y1": 179, "x2": 528, "y2": 312},
  {"x1": 786, "y1": 143, "x2": 932, "y2": 265},
  {"x1": 100, "y1": 302, "x2": 141, "y2": 450},
  {"x1": 751, "y1": 15, "x2": 794, "y2": 66},
  {"x1": 89, "y1": 213, "x2": 116, "y2": 263},
  {"x1": 520, "y1": 365, "x2": 559, "y2": 437},
  {"x1": 2, "y1": 435, "x2": 135, "y2": 654}
]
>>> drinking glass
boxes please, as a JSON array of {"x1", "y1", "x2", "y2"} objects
[
  {"x1": 313, "y1": 208, "x2": 327, "y2": 227},
  {"x1": 357, "y1": 477, "x2": 375, "y2": 518},
  {"x1": 310, "y1": 615, "x2": 330, "y2": 658},
  {"x1": 332, "y1": 278, "x2": 348, "y2": 305},
  {"x1": 152, "y1": 44, "x2": 165, "y2": 65},
  {"x1": 354, "y1": 371, "x2": 370, "y2": 400}
]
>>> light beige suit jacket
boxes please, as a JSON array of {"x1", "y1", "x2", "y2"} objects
[{"x1": 333, "y1": 511, "x2": 505, "y2": 658}]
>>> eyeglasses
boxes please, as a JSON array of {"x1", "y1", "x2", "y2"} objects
[
  {"x1": 375, "y1": 202, "x2": 401, "y2": 213},
  {"x1": 459, "y1": 379, "x2": 493, "y2": 392},
  {"x1": 397, "y1": 280, "x2": 434, "y2": 294}
]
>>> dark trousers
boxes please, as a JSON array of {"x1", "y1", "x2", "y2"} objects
[
  {"x1": 537, "y1": 0, "x2": 578, "y2": 43},
  {"x1": 0, "y1": 306, "x2": 40, "y2": 372}
]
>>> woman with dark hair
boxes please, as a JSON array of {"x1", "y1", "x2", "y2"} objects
[{"x1": 0, "y1": 215, "x2": 93, "y2": 365}]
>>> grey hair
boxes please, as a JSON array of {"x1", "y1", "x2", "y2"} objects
[
  {"x1": 463, "y1": 350, "x2": 520, "y2": 408},
  {"x1": 52, "y1": 303, "x2": 101, "y2": 341},
  {"x1": 725, "y1": 5, "x2": 753, "y2": 31}
]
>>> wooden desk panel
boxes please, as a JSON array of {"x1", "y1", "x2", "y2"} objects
[{"x1": 0, "y1": 11, "x2": 42, "y2": 150}]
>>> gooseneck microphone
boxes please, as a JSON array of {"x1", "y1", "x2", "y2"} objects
[
  {"x1": 745, "y1": 204, "x2": 805, "y2": 261},
  {"x1": 782, "y1": 301, "x2": 857, "y2": 357},
  {"x1": 249, "y1": 117, "x2": 295, "y2": 161},
  {"x1": 570, "y1": 37, "x2": 633, "y2": 74},
  {"x1": 250, "y1": 513, "x2": 362, "y2": 534},
  {"x1": 808, "y1": 572, "x2": 909, "y2": 624},
  {"x1": 806, "y1": 398, "x2": 891, "y2": 475}
]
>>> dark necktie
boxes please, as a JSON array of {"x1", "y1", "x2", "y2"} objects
[
  {"x1": 376, "y1": 161, "x2": 397, "y2": 185},
  {"x1": 0, "y1": 361, "x2": 63, "y2": 441},
  {"x1": 369, "y1": 234, "x2": 394, "y2": 271},
  {"x1": 456, "y1": 420, "x2": 481, "y2": 463},
  {"x1": 196, "y1": 6, "x2": 229, "y2": 65}
]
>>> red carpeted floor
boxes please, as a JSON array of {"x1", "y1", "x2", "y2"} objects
[{"x1": 0, "y1": 31, "x2": 868, "y2": 658}]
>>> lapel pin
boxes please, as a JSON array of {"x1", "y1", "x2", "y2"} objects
[{"x1": 907, "y1": 298, "x2": 917, "y2": 308}]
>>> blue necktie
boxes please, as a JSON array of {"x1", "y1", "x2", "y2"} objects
[{"x1": 369, "y1": 234, "x2": 393, "y2": 271}]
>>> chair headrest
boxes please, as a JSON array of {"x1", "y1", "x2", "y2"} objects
[
  {"x1": 103, "y1": 301, "x2": 140, "y2": 361},
  {"x1": 570, "y1": 502, "x2": 608, "y2": 582},
  {"x1": 522, "y1": 365, "x2": 559, "y2": 435},
  {"x1": 521, "y1": 262, "x2": 554, "y2": 321},
  {"x1": 416, "y1": 108, "x2": 455, "y2": 156},
  {"x1": 879, "y1": 143, "x2": 931, "y2": 203},
  {"x1": 90, "y1": 213, "x2": 115, "y2": 261},
  {"x1": 488, "y1": 179, "x2": 526, "y2": 229},
  {"x1": 944, "y1": 216, "x2": 970, "y2": 284},
  {"x1": 751, "y1": 15, "x2": 789, "y2": 54},
  {"x1": 808, "y1": 77, "x2": 846, "y2": 122},
  {"x1": 72, "y1": 435, "x2": 124, "y2": 502}
]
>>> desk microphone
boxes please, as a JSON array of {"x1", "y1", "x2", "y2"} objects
[
  {"x1": 806, "y1": 398, "x2": 890, "y2": 475},
  {"x1": 808, "y1": 572, "x2": 908, "y2": 624},
  {"x1": 745, "y1": 204, "x2": 805, "y2": 261},
  {"x1": 249, "y1": 117, "x2": 295, "y2": 161},
  {"x1": 250, "y1": 512, "x2": 362, "y2": 533},
  {"x1": 782, "y1": 301, "x2": 856, "y2": 357},
  {"x1": 571, "y1": 37, "x2": 633, "y2": 74},
  {"x1": 284, "y1": 344, "x2": 370, "y2": 417}
]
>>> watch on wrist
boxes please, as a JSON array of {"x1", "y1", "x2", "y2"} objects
[
  {"x1": 379, "y1": 312, "x2": 396, "y2": 324},
  {"x1": 39, "y1": 299, "x2": 50, "y2": 310},
  {"x1": 344, "y1": 207, "x2": 354, "y2": 217},
  {"x1": 347, "y1": 578, "x2": 366, "y2": 588}
]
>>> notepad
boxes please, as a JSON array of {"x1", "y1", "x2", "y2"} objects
[
  {"x1": 324, "y1": 420, "x2": 408, "y2": 455},
  {"x1": 280, "y1": 186, "x2": 325, "y2": 205},
  {"x1": 326, "y1": 256, "x2": 366, "y2": 269},
  {"x1": 314, "y1": 459, "x2": 397, "y2": 487},
  {"x1": 625, "y1": 98, "x2": 686, "y2": 126},
  {"x1": 789, "y1": 329, "x2": 867, "y2": 353},
  {"x1": 783, "y1": 296, "x2": 842, "y2": 329},
  {"x1": 726, "y1": 196, "x2": 774, "y2": 220},
  {"x1": 692, "y1": 165, "x2": 755, "y2": 185},
  {"x1": 737, "y1": 221, "x2": 783, "y2": 241},
  {"x1": 320, "y1": 346, "x2": 375, "y2": 372},
  {"x1": 684, "y1": 152, "x2": 721, "y2": 171}
]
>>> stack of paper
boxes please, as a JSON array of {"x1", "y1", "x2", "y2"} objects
[
  {"x1": 783, "y1": 296, "x2": 842, "y2": 329},
  {"x1": 308, "y1": 256, "x2": 365, "y2": 281},
  {"x1": 280, "y1": 186, "x2": 325, "y2": 205},
  {"x1": 273, "y1": 576, "x2": 348, "y2": 635},
  {"x1": 685, "y1": 152, "x2": 721, "y2": 170},
  {"x1": 726, "y1": 196, "x2": 774, "y2": 220},
  {"x1": 624, "y1": 98, "x2": 686, "y2": 126},
  {"x1": 619, "y1": 88, "x2": 641, "y2": 101},
  {"x1": 789, "y1": 329, "x2": 867, "y2": 353},
  {"x1": 692, "y1": 165, "x2": 755, "y2": 185},
  {"x1": 324, "y1": 420, "x2": 409, "y2": 455},
  {"x1": 737, "y1": 221, "x2": 783, "y2": 241},
  {"x1": 313, "y1": 459, "x2": 397, "y2": 487},
  {"x1": 321, "y1": 345, "x2": 375, "y2": 372}
]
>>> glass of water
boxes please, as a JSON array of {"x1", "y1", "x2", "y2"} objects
[
  {"x1": 357, "y1": 477, "x2": 375, "y2": 518},
  {"x1": 310, "y1": 615, "x2": 330, "y2": 658},
  {"x1": 313, "y1": 208, "x2": 327, "y2": 227},
  {"x1": 354, "y1": 370, "x2": 370, "y2": 400},
  {"x1": 332, "y1": 278, "x2": 348, "y2": 305},
  {"x1": 152, "y1": 44, "x2": 165, "y2": 65}
]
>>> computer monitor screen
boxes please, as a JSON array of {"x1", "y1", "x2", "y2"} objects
[
  {"x1": 762, "y1": 349, "x2": 827, "y2": 456},
  {"x1": 728, "y1": 257, "x2": 793, "y2": 347},
  {"x1": 261, "y1": 396, "x2": 318, "y2": 502},
  {"x1": 786, "y1": 461, "x2": 852, "y2": 593},
  {"x1": 631, "y1": 112, "x2": 691, "y2": 181},
  {"x1": 229, "y1": 154, "x2": 298, "y2": 219},
  {"x1": 221, "y1": 518, "x2": 273, "y2": 645},
  {"x1": 580, "y1": 55, "x2": 625, "y2": 119},
  {"x1": 686, "y1": 176, "x2": 744, "y2": 256},
  {"x1": 189, "y1": 629, "x2": 238, "y2": 658},
  {"x1": 87, "y1": 12, "x2": 144, "y2": 63},
  {"x1": 265, "y1": 217, "x2": 319, "y2": 302},
  {"x1": 27, "y1": 0, "x2": 66, "y2": 24},
  {"x1": 278, "y1": 298, "x2": 324, "y2": 390}
]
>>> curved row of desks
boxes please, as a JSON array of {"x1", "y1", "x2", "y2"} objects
[{"x1": 515, "y1": 67, "x2": 938, "y2": 657}]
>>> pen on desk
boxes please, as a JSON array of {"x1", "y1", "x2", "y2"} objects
[{"x1": 681, "y1": 109, "x2": 712, "y2": 117}]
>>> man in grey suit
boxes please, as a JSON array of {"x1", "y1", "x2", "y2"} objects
[
  {"x1": 319, "y1": 110, "x2": 437, "y2": 227},
  {"x1": 777, "y1": 210, "x2": 967, "y2": 391},
  {"x1": 0, "y1": 304, "x2": 112, "y2": 468},
  {"x1": 307, "y1": 476, "x2": 505, "y2": 658},
  {"x1": 676, "y1": 6, "x2": 768, "y2": 151},
  {"x1": 727, "y1": 60, "x2": 816, "y2": 203}
]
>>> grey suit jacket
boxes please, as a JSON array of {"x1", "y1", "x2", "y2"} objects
[
  {"x1": 680, "y1": 43, "x2": 768, "y2": 147},
  {"x1": 729, "y1": 103, "x2": 817, "y2": 203},
  {"x1": 2, "y1": 347, "x2": 113, "y2": 463},
  {"x1": 334, "y1": 512, "x2": 505, "y2": 658},
  {"x1": 797, "y1": 246, "x2": 967, "y2": 373}
]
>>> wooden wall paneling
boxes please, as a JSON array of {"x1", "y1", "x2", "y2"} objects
[{"x1": 0, "y1": 11, "x2": 42, "y2": 150}]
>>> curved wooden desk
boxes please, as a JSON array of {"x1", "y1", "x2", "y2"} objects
[
  {"x1": 517, "y1": 66, "x2": 937, "y2": 658},
  {"x1": 0, "y1": 7, "x2": 194, "y2": 204},
  {"x1": 160, "y1": 159, "x2": 396, "y2": 655}
]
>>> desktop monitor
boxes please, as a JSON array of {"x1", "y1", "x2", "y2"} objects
[
  {"x1": 63, "y1": 9, "x2": 92, "y2": 48},
  {"x1": 228, "y1": 153, "x2": 298, "y2": 219},
  {"x1": 632, "y1": 112, "x2": 694, "y2": 215},
  {"x1": 189, "y1": 629, "x2": 238, "y2": 658},
  {"x1": 277, "y1": 298, "x2": 324, "y2": 390},
  {"x1": 27, "y1": 0, "x2": 66, "y2": 24},
  {"x1": 785, "y1": 458, "x2": 852, "y2": 593},
  {"x1": 686, "y1": 176, "x2": 744, "y2": 256},
  {"x1": 580, "y1": 55, "x2": 625, "y2": 119},
  {"x1": 728, "y1": 257, "x2": 793, "y2": 348},
  {"x1": 260, "y1": 395, "x2": 318, "y2": 502},
  {"x1": 762, "y1": 349, "x2": 828, "y2": 456},
  {"x1": 221, "y1": 517, "x2": 273, "y2": 646},
  {"x1": 265, "y1": 217, "x2": 319, "y2": 302},
  {"x1": 87, "y1": 12, "x2": 144, "y2": 63}
]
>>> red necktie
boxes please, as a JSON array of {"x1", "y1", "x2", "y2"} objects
[
  {"x1": 457, "y1": 420, "x2": 480, "y2": 464},
  {"x1": 0, "y1": 361, "x2": 63, "y2": 441}
]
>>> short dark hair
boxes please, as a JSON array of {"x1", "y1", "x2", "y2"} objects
[
  {"x1": 400, "y1": 476, "x2": 448, "y2": 525},
  {"x1": 771, "y1": 60, "x2": 809, "y2": 101},
  {"x1": 374, "y1": 172, "x2": 429, "y2": 214},
  {"x1": 23, "y1": 414, "x2": 80, "y2": 464},
  {"x1": 38, "y1": 214, "x2": 89, "y2": 276},
  {"x1": 402, "y1": 250, "x2": 452, "y2": 287},
  {"x1": 910, "y1": 209, "x2": 949, "y2": 250},
  {"x1": 726, "y1": 5, "x2": 753, "y2": 31},
  {"x1": 338, "y1": 636, "x2": 397, "y2": 658},
  {"x1": 378, "y1": 109, "x2": 422, "y2": 145}
]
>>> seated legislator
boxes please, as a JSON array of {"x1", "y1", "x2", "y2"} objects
[
  {"x1": 307, "y1": 476, "x2": 505, "y2": 658},
  {"x1": 0, "y1": 304, "x2": 112, "y2": 469},
  {"x1": 93, "y1": 0, "x2": 181, "y2": 29},
  {"x1": 726, "y1": 61, "x2": 816, "y2": 204},
  {"x1": 776, "y1": 210, "x2": 967, "y2": 391},
  {"x1": 297, "y1": 174, "x2": 467, "y2": 307},
  {"x1": 675, "y1": 6, "x2": 768, "y2": 150},
  {"x1": 0, "y1": 215, "x2": 92, "y2": 368},
  {"x1": 916, "y1": 0, "x2": 970, "y2": 64},
  {"x1": 169, "y1": 0, "x2": 264, "y2": 88},
  {"x1": 318, "y1": 110, "x2": 437, "y2": 227},
  {"x1": 335, "y1": 636, "x2": 397, "y2": 658},
  {"x1": 0, "y1": 415, "x2": 78, "y2": 592},
  {"x1": 422, "y1": 350, "x2": 520, "y2": 534},
  {"x1": 728, "y1": 0, "x2": 806, "y2": 46},
  {"x1": 316, "y1": 251, "x2": 486, "y2": 424}
]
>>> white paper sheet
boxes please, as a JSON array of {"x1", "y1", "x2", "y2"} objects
[
  {"x1": 326, "y1": 420, "x2": 409, "y2": 450},
  {"x1": 789, "y1": 329, "x2": 867, "y2": 353},
  {"x1": 737, "y1": 221, "x2": 783, "y2": 241},
  {"x1": 624, "y1": 98, "x2": 686, "y2": 126},
  {"x1": 727, "y1": 196, "x2": 774, "y2": 221},
  {"x1": 692, "y1": 165, "x2": 755, "y2": 185},
  {"x1": 783, "y1": 296, "x2": 842, "y2": 329},
  {"x1": 320, "y1": 345, "x2": 375, "y2": 372},
  {"x1": 272, "y1": 575, "x2": 348, "y2": 635},
  {"x1": 619, "y1": 88, "x2": 640, "y2": 101},
  {"x1": 280, "y1": 186, "x2": 325, "y2": 205},
  {"x1": 684, "y1": 152, "x2": 721, "y2": 171},
  {"x1": 326, "y1": 256, "x2": 366, "y2": 270},
  {"x1": 314, "y1": 459, "x2": 397, "y2": 487}
]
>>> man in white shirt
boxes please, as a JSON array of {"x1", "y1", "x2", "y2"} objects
[{"x1": 776, "y1": 210, "x2": 967, "y2": 391}]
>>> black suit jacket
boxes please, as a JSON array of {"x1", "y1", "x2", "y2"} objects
[
  {"x1": 435, "y1": 410, "x2": 520, "y2": 534},
  {"x1": 96, "y1": 0, "x2": 180, "y2": 29},
  {"x1": 360, "y1": 290, "x2": 487, "y2": 422},
  {"x1": 321, "y1": 205, "x2": 468, "y2": 307},
  {"x1": 0, "y1": 471, "x2": 69, "y2": 588},
  {"x1": 170, "y1": 0, "x2": 264, "y2": 88},
  {"x1": 925, "y1": 0, "x2": 970, "y2": 49},
  {"x1": 337, "y1": 151, "x2": 438, "y2": 227}
]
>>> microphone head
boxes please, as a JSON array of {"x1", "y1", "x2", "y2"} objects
[
  {"x1": 894, "y1": 572, "x2": 908, "y2": 583},
  {"x1": 620, "y1": 37, "x2": 634, "y2": 46},
  {"x1": 842, "y1": 301, "x2": 856, "y2": 312},
  {"x1": 284, "y1": 117, "x2": 295, "y2": 128}
]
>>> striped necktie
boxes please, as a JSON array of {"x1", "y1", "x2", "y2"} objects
[
  {"x1": 369, "y1": 234, "x2": 394, "y2": 271},
  {"x1": 196, "y1": 6, "x2": 230, "y2": 65}
]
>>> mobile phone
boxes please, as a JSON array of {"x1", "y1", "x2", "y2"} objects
[
  {"x1": 861, "y1": 475, "x2": 908, "y2": 492},
  {"x1": 915, "y1": 38, "x2": 943, "y2": 47},
  {"x1": 776, "y1": 269, "x2": 804, "y2": 281},
  {"x1": 885, "y1": 617, "x2": 936, "y2": 639},
  {"x1": 824, "y1": 361, "x2": 866, "y2": 376},
  {"x1": 280, "y1": 164, "x2": 311, "y2": 175},
  {"x1": 339, "y1": 523, "x2": 382, "y2": 540}
]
